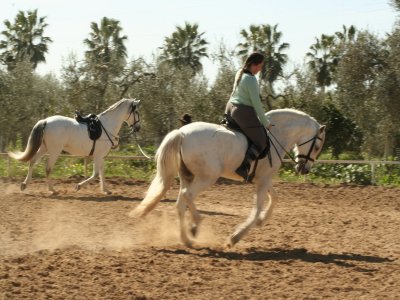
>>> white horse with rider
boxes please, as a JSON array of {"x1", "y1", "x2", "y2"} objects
[{"x1": 130, "y1": 108, "x2": 325, "y2": 247}]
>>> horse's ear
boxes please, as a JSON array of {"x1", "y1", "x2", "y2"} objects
[
  {"x1": 319, "y1": 125, "x2": 326, "y2": 133},
  {"x1": 133, "y1": 99, "x2": 141, "y2": 106}
]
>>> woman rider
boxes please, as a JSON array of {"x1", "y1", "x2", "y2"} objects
[{"x1": 225, "y1": 52, "x2": 270, "y2": 182}]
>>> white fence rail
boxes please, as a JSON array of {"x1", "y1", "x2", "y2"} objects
[
  {"x1": 296, "y1": 159, "x2": 400, "y2": 184},
  {"x1": 1, "y1": 153, "x2": 399, "y2": 184},
  {"x1": 0, "y1": 153, "x2": 150, "y2": 178}
]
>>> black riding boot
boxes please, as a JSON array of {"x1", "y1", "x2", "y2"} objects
[{"x1": 235, "y1": 144, "x2": 260, "y2": 182}]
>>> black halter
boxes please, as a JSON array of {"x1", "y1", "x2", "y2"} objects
[{"x1": 127, "y1": 103, "x2": 140, "y2": 132}]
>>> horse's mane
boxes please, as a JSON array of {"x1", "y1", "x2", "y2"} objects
[
  {"x1": 267, "y1": 108, "x2": 318, "y2": 123},
  {"x1": 99, "y1": 98, "x2": 129, "y2": 115}
]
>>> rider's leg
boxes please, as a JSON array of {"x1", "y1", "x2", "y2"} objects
[{"x1": 227, "y1": 103, "x2": 268, "y2": 182}]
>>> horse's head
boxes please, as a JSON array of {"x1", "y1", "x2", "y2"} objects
[
  {"x1": 126, "y1": 99, "x2": 141, "y2": 133},
  {"x1": 294, "y1": 125, "x2": 326, "y2": 175}
]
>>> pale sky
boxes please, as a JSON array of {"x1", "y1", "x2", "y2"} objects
[{"x1": 0, "y1": 0, "x2": 398, "y2": 81}]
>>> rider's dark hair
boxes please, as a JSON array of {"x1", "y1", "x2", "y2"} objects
[{"x1": 233, "y1": 52, "x2": 265, "y2": 93}]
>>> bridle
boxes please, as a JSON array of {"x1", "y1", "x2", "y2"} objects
[
  {"x1": 267, "y1": 128, "x2": 323, "y2": 165},
  {"x1": 127, "y1": 103, "x2": 140, "y2": 132},
  {"x1": 296, "y1": 134, "x2": 323, "y2": 163},
  {"x1": 127, "y1": 101, "x2": 151, "y2": 159},
  {"x1": 99, "y1": 102, "x2": 140, "y2": 150}
]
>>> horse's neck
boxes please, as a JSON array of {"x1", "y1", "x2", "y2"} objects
[
  {"x1": 98, "y1": 106, "x2": 126, "y2": 135},
  {"x1": 270, "y1": 120, "x2": 315, "y2": 157},
  {"x1": 270, "y1": 127, "x2": 296, "y2": 159}
]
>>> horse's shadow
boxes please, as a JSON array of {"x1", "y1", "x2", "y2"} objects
[
  {"x1": 49, "y1": 194, "x2": 142, "y2": 202},
  {"x1": 159, "y1": 247, "x2": 395, "y2": 271},
  {"x1": 160, "y1": 199, "x2": 238, "y2": 217}
]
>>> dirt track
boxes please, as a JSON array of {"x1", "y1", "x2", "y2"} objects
[{"x1": 1, "y1": 178, "x2": 399, "y2": 299}]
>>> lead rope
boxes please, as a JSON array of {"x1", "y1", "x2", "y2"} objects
[{"x1": 134, "y1": 131, "x2": 152, "y2": 159}]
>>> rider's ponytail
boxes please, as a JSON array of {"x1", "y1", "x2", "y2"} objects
[{"x1": 232, "y1": 52, "x2": 265, "y2": 95}]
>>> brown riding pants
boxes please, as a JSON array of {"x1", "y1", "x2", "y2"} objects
[{"x1": 225, "y1": 102, "x2": 268, "y2": 152}]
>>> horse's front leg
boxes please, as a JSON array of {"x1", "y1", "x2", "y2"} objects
[
  {"x1": 228, "y1": 182, "x2": 268, "y2": 247},
  {"x1": 256, "y1": 186, "x2": 277, "y2": 226},
  {"x1": 98, "y1": 159, "x2": 111, "y2": 194},
  {"x1": 46, "y1": 151, "x2": 62, "y2": 194},
  {"x1": 75, "y1": 158, "x2": 100, "y2": 192}
]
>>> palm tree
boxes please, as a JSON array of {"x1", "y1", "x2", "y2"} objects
[
  {"x1": 84, "y1": 17, "x2": 127, "y2": 70},
  {"x1": 237, "y1": 24, "x2": 289, "y2": 108},
  {"x1": 159, "y1": 22, "x2": 208, "y2": 75},
  {"x1": 335, "y1": 25, "x2": 357, "y2": 44},
  {"x1": 306, "y1": 34, "x2": 338, "y2": 92},
  {"x1": 0, "y1": 9, "x2": 52, "y2": 70},
  {"x1": 390, "y1": 0, "x2": 400, "y2": 12},
  {"x1": 83, "y1": 17, "x2": 128, "y2": 109}
]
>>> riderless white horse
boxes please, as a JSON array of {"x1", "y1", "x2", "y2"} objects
[
  {"x1": 130, "y1": 108, "x2": 325, "y2": 247},
  {"x1": 9, "y1": 98, "x2": 141, "y2": 194}
]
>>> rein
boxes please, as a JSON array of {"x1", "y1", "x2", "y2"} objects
[
  {"x1": 267, "y1": 128, "x2": 321, "y2": 164},
  {"x1": 267, "y1": 128, "x2": 297, "y2": 164}
]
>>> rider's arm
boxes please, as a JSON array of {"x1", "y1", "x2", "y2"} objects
[{"x1": 245, "y1": 76, "x2": 270, "y2": 127}]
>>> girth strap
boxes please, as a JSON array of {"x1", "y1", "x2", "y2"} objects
[{"x1": 89, "y1": 139, "x2": 96, "y2": 156}]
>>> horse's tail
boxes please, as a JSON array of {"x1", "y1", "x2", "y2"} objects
[
  {"x1": 8, "y1": 120, "x2": 47, "y2": 162},
  {"x1": 130, "y1": 129, "x2": 183, "y2": 218}
]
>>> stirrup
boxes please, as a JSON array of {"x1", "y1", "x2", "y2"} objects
[
  {"x1": 235, "y1": 144, "x2": 260, "y2": 183},
  {"x1": 235, "y1": 162, "x2": 250, "y2": 182}
]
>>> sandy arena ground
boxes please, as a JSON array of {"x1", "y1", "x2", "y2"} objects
[{"x1": 0, "y1": 178, "x2": 399, "y2": 299}]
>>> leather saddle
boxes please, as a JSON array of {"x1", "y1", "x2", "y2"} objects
[
  {"x1": 221, "y1": 113, "x2": 270, "y2": 161},
  {"x1": 74, "y1": 112, "x2": 102, "y2": 141}
]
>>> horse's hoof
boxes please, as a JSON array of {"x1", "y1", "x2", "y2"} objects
[
  {"x1": 20, "y1": 183, "x2": 26, "y2": 191},
  {"x1": 102, "y1": 190, "x2": 112, "y2": 195},
  {"x1": 49, "y1": 190, "x2": 59, "y2": 196},
  {"x1": 182, "y1": 238, "x2": 195, "y2": 248},
  {"x1": 75, "y1": 184, "x2": 80, "y2": 192},
  {"x1": 228, "y1": 234, "x2": 240, "y2": 247},
  {"x1": 190, "y1": 225, "x2": 198, "y2": 237},
  {"x1": 128, "y1": 210, "x2": 138, "y2": 218}
]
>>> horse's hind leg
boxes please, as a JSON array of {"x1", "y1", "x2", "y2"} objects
[
  {"x1": 21, "y1": 146, "x2": 47, "y2": 191},
  {"x1": 45, "y1": 151, "x2": 61, "y2": 194},
  {"x1": 228, "y1": 182, "x2": 268, "y2": 247},
  {"x1": 178, "y1": 176, "x2": 217, "y2": 246},
  {"x1": 176, "y1": 189, "x2": 194, "y2": 247}
]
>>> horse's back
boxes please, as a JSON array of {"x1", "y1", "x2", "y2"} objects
[
  {"x1": 41, "y1": 115, "x2": 92, "y2": 154},
  {"x1": 45, "y1": 115, "x2": 76, "y2": 124},
  {"x1": 180, "y1": 121, "x2": 239, "y2": 138},
  {"x1": 179, "y1": 121, "x2": 247, "y2": 177}
]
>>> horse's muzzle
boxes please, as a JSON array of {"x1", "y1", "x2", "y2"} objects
[
  {"x1": 132, "y1": 124, "x2": 141, "y2": 133},
  {"x1": 295, "y1": 162, "x2": 310, "y2": 175}
]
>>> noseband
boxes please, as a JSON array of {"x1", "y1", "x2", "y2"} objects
[{"x1": 296, "y1": 135, "x2": 323, "y2": 163}]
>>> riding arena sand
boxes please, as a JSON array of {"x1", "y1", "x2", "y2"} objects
[{"x1": 0, "y1": 178, "x2": 399, "y2": 299}]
